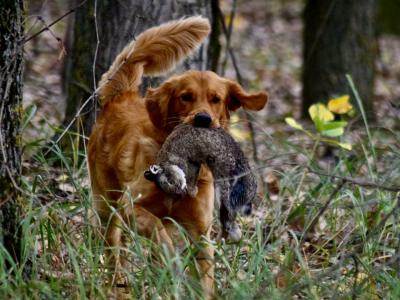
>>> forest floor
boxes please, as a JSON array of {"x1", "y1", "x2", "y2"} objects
[{"x1": 6, "y1": 0, "x2": 400, "y2": 299}]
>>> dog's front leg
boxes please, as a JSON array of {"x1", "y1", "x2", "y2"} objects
[
  {"x1": 118, "y1": 194, "x2": 174, "y2": 253},
  {"x1": 172, "y1": 167, "x2": 215, "y2": 298},
  {"x1": 104, "y1": 194, "x2": 174, "y2": 285},
  {"x1": 129, "y1": 205, "x2": 175, "y2": 252},
  {"x1": 193, "y1": 231, "x2": 214, "y2": 298}
]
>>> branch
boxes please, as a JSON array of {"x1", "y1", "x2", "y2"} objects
[
  {"x1": 220, "y1": 0, "x2": 237, "y2": 77},
  {"x1": 261, "y1": 161, "x2": 400, "y2": 192},
  {"x1": 304, "y1": 166, "x2": 400, "y2": 193},
  {"x1": 216, "y1": 4, "x2": 261, "y2": 177},
  {"x1": 23, "y1": 0, "x2": 88, "y2": 44},
  {"x1": 217, "y1": 5, "x2": 242, "y2": 84}
]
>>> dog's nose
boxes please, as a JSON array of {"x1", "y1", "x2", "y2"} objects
[{"x1": 193, "y1": 112, "x2": 212, "y2": 128}]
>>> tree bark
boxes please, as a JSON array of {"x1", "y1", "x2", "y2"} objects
[
  {"x1": 207, "y1": 0, "x2": 222, "y2": 72},
  {"x1": 63, "y1": 0, "x2": 211, "y2": 140},
  {"x1": 0, "y1": 0, "x2": 24, "y2": 267},
  {"x1": 302, "y1": 0, "x2": 377, "y2": 120}
]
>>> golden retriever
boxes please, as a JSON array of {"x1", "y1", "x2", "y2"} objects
[{"x1": 88, "y1": 16, "x2": 268, "y2": 295}]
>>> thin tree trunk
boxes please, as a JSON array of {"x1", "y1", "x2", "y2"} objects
[
  {"x1": 62, "y1": 0, "x2": 211, "y2": 142},
  {"x1": 0, "y1": 0, "x2": 24, "y2": 267},
  {"x1": 302, "y1": 0, "x2": 377, "y2": 120},
  {"x1": 207, "y1": 0, "x2": 222, "y2": 72}
]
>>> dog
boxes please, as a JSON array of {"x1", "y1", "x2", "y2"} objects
[
  {"x1": 88, "y1": 16, "x2": 268, "y2": 295},
  {"x1": 143, "y1": 124, "x2": 257, "y2": 242}
]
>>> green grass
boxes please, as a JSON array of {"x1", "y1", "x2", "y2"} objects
[{"x1": 2, "y1": 114, "x2": 400, "y2": 299}]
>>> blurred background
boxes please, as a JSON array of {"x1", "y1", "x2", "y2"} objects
[{"x1": 23, "y1": 0, "x2": 400, "y2": 153}]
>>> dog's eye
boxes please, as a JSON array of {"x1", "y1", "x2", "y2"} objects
[
  {"x1": 211, "y1": 96, "x2": 221, "y2": 104},
  {"x1": 181, "y1": 93, "x2": 193, "y2": 102}
]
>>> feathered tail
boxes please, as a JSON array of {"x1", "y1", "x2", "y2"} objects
[{"x1": 98, "y1": 16, "x2": 211, "y2": 105}]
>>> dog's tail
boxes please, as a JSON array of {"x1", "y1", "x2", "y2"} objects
[{"x1": 98, "y1": 16, "x2": 210, "y2": 106}]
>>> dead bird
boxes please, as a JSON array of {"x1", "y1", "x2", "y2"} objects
[{"x1": 144, "y1": 124, "x2": 257, "y2": 241}]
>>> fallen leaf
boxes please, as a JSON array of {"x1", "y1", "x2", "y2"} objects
[{"x1": 265, "y1": 173, "x2": 280, "y2": 195}]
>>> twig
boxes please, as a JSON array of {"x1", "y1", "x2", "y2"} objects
[
  {"x1": 215, "y1": 160, "x2": 400, "y2": 193},
  {"x1": 281, "y1": 139, "x2": 320, "y2": 231},
  {"x1": 217, "y1": 6, "x2": 243, "y2": 84},
  {"x1": 36, "y1": 16, "x2": 66, "y2": 59},
  {"x1": 44, "y1": 93, "x2": 96, "y2": 156},
  {"x1": 216, "y1": 4, "x2": 261, "y2": 184},
  {"x1": 220, "y1": 0, "x2": 237, "y2": 77},
  {"x1": 299, "y1": 180, "x2": 345, "y2": 244},
  {"x1": 260, "y1": 161, "x2": 400, "y2": 193},
  {"x1": 23, "y1": 0, "x2": 88, "y2": 44},
  {"x1": 351, "y1": 254, "x2": 359, "y2": 300},
  {"x1": 92, "y1": 0, "x2": 100, "y2": 122},
  {"x1": 303, "y1": 166, "x2": 400, "y2": 193}
]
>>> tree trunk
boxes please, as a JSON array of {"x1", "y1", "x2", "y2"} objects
[
  {"x1": 63, "y1": 0, "x2": 211, "y2": 141},
  {"x1": 0, "y1": 0, "x2": 24, "y2": 267},
  {"x1": 378, "y1": 0, "x2": 400, "y2": 36},
  {"x1": 302, "y1": 0, "x2": 377, "y2": 120}
]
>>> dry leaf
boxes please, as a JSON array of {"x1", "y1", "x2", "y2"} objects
[{"x1": 265, "y1": 173, "x2": 280, "y2": 195}]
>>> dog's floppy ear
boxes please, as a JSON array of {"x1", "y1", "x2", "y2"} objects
[
  {"x1": 145, "y1": 82, "x2": 173, "y2": 129},
  {"x1": 226, "y1": 80, "x2": 268, "y2": 111}
]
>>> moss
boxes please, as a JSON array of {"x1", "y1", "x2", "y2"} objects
[
  {"x1": 15, "y1": 134, "x2": 22, "y2": 147},
  {"x1": 14, "y1": 103, "x2": 23, "y2": 115}
]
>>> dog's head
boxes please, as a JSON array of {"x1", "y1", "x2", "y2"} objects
[{"x1": 145, "y1": 71, "x2": 268, "y2": 132}]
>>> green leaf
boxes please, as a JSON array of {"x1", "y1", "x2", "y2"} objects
[
  {"x1": 285, "y1": 117, "x2": 303, "y2": 130},
  {"x1": 319, "y1": 121, "x2": 347, "y2": 137},
  {"x1": 321, "y1": 127, "x2": 344, "y2": 137},
  {"x1": 22, "y1": 104, "x2": 37, "y2": 131}
]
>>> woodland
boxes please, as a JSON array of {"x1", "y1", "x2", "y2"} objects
[{"x1": 0, "y1": 0, "x2": 400, "y2": 298}]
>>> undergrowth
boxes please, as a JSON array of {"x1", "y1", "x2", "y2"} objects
[{"x1": 1, "y1": 110, "x2": 400, "y2": 299}]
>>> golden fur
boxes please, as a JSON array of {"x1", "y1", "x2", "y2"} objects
[{"x1": 88, "y1": 16, "x2": 268, "y2": 295}]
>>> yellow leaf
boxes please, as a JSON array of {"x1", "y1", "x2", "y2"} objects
[
  {"x1": 328, "y1": 95, "x2": 353, "y2": 114},
  {"x1": 338, "y1": 142, "x2": 352, "y2": 151},
  {"x1": 309, "y1": 104, "x2": 334, "y2": 123},
  {"x1": 230, "y1": 114, "x2": 240, "y2": 124},
  {"x1": 229, "y1": 127, "x2": 250, "y2": 141},
  {"x1": 320, "y1": 137, "x2": 352, "y2": 150},
  {"x1": 229, "y1": 114, "x2": 249, "y2": 141},
  {"x1": 285, "y1": 117, "x2": 303, "y2": 130},
  {"x1": 224, "y1": 15, "x2": 245, "y2": 29}
]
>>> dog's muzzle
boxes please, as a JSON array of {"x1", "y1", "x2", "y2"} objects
[{"x1": 193, "y1": 112, "x2": 212, "y2": 128}]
